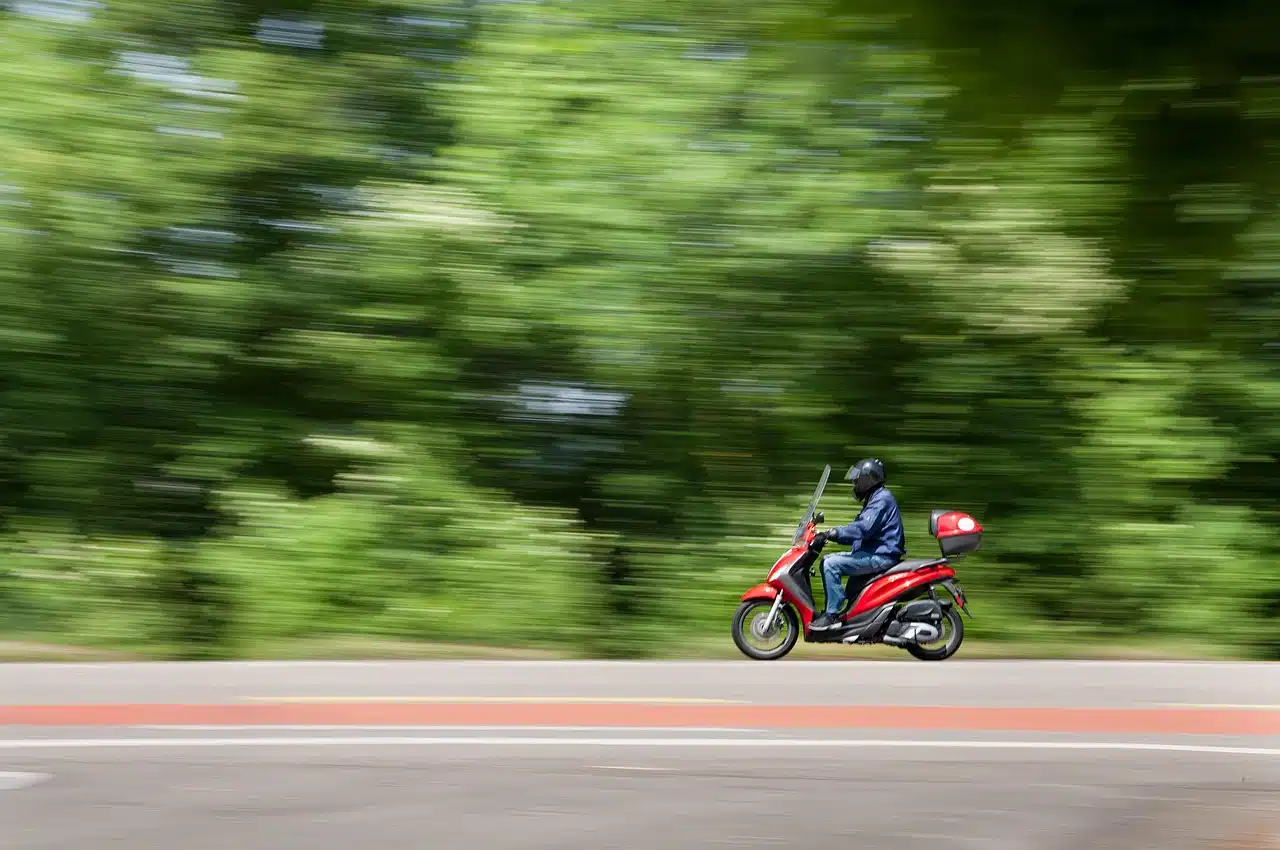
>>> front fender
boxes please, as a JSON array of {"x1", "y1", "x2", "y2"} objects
[{"x1": 740, "y1": 582, "x2": 779, "y2": 602}]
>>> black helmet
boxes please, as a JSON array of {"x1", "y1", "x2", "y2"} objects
[{"x1": 845, "y1": 458, "x2": 885, "y2": 501}]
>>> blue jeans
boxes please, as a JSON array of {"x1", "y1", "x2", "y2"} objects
[{"x1": 821, "y1": 552, "x2": 897, "y2": 614}]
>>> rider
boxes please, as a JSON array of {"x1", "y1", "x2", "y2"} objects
[{"x1": 809, "y1": 458, "x2": 905, "y2": 631}]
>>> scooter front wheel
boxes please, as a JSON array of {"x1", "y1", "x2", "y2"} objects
[{"x1": 732, "y1": 598, "x2": 800, "y2": 661}]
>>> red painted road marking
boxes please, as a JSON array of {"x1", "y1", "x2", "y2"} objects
[{"x1": 1, "y1": 704, "x2": 1279, "y2": 735}]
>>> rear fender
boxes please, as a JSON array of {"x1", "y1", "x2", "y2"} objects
[{"x1": 740, "y1": 583, "x2": 779, "y2": 602}]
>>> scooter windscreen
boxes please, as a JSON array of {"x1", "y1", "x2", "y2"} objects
[{"x1": 792, "y1": 464, "x2": 831, "y2": 544}]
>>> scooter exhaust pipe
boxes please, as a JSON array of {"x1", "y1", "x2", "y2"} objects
[
  {"x1": 883, "y1": 622, "x2": 941, "y2": 646},
  {"x1": 903, "y1": 623, "x2": 941, "y2": 643}
]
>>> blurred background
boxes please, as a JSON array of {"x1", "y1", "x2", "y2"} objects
[{"x1": 0, "y1": 0, "x2": 1277, "y2": 660}]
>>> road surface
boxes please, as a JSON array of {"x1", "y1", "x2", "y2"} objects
[{"x1": 2, "y1": 660, "x2": 1280, "y2": 849}]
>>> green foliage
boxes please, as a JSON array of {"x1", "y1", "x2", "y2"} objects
[{"x1": 0, "y1": 0, "x2": 1278, "y2": 658}]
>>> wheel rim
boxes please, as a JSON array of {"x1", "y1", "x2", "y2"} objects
[{"x1": 741, "y1": 603, "x2": 791, "y2": 654}]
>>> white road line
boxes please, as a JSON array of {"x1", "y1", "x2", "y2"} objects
[
  {"x1": 240, "y1": 696, "x2": 745, "y2": 704},
  {"x1": 1156, "y1": 704, "x2": 1280, "y2": 710},
  {"x1": 0, "y1": 737, "x2": 1278, "y2": 756},
  {"x1": 135, "y1": 725, "x2": 764, "y2": 733},
  {"x1": 0, "y1": 771, "x2": 51, "y2": 790}
]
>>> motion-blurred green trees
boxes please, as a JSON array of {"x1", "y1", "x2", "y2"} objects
[{"x1": 0, "y1": 0, "x2": 1277, "y2": 657}]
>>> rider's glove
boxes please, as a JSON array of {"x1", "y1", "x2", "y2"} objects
[{"x1": 822, "y1": 528, "x2": 840, "y2": 542}]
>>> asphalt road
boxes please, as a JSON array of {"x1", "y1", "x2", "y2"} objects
[
  {"x1": 2, "y1": 661, "x2": 1279, "y2": 849},
  {"x1": 3, "y1": 658, "x2": 1279, "y2": 706}
]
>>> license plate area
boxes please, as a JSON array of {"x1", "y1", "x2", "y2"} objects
[{"x1": 943, "y1": 580, "x2": 970, "y2": 614}]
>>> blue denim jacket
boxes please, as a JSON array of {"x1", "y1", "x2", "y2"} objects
[{"x1": 826, "y1": 486, "x2": 905, "y2": 560}]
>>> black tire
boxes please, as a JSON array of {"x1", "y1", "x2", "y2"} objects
[
  {"x1": 732, "y1": 599, "x2": 800, "y2": 661},
  {"x1": 906, "y1": 606, "x2": 964, "y2": 661}
]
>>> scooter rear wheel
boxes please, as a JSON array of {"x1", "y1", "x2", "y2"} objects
[
  {"x1": 905, "y1": 606, "x2": 964, "y2": 661},
  {"x1": 732, "y1": 599, "x2": 800, "y2": 661}
]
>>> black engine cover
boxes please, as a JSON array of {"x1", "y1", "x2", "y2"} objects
[{"x1": 897, "y1": 599, "x2": 942, "y2": 622}]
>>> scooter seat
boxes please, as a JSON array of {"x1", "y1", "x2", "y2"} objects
[{"x1": 880, "y1": 556, "x2": 946, "y2": 577}]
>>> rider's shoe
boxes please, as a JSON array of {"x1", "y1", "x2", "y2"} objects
[{"x1": 810, "y1": 612, "x2": 840, "y2": 630}]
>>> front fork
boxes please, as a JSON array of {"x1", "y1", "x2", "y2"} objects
[{"x1": 762, "y1": 592, "x2": 786, "y2": 631}]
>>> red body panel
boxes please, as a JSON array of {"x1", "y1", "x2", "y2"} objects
[
  {"x1": 848, "y1": 564, "x2": 957, "y2": 617},
  {"x1": 764, "y1": 526, "x2": 820, "y2": 628},
  {"x1": 740, "y1": 582, "x2": 779, "y2": 602},
  {"x1": 767, "y1": 546, "x2": 807, "y2": 582}
]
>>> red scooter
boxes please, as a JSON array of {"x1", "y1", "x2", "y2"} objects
[{"x1": 732, "y1": 465, "x2": 978, "y2": 661}]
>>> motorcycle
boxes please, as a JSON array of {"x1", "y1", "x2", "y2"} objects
[{"x1": 731, "y1": 465, "x2": 979, "y2": 661}]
